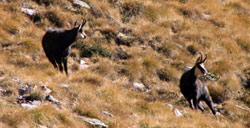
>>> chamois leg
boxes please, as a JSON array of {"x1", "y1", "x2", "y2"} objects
[
  {"x1": 55, "y1": 57, "x2": 63, "y2": 73},
  {"x1": 62, "y1": 57, "x2": 68, "y2": 75},
  {"x1": 188, "y1": 99, "x2": 195, "y2": 109},
  {"x1": 204, "y1": 97, "x2": 217, "y2": 117},
  {"x1": 193, "y1": 98, "x2": 198, "y2": 109},
  {"x1": 47, "y1": 55, "x2": 57, "y2": 68}
]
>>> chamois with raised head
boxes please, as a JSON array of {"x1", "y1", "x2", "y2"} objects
[
  {"x1": 42, "y1": 19, "x2": 87, "y2": 75},
  {"x1": 180, "y1": 53, "x2": 217, "y2": 117}
]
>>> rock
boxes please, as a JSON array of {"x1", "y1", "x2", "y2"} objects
[
  {"x1": 21, "y1": 103, "x2": 38, "y2": 109},
  {"x1": 201, "y1": 13, "x2": 211, "y2": 20},
  {"x1": 41, "y1": 86, "x2": 52, "y2": 94},
  {"x1": 77, "y1": 116, "x2": 108, "y2": 128},
  {"x1": 167, "y1": 103, "x2": 174, "y2": 110},
  {"x1": 114, "y1": 48, "x2": 131, "y2": 60},
  {"x1": 174, "y1": 108, "x2": 183, "y2": 117},
  {"x1": 46, "y1": 95, "x2": 62, "y2": 106},
  {"x1": 133, "y1": 82, "x2": 145, "y2": 91},
  {"x1": 18, "y1": 84, "x2": 35, "y2": 96},
  {"x1": 80, "y1": 59, "x2": 89, "y2": 69},
  {"x1": 21, "y1": 8, "x2": 36, "y2": 16},
  {"x1": 0, "y1": 76, "x2": 5, "y2": 82},
  {"x1": 38, "y1": 125, "x2": 48, "y2": 128},
  {"x1": 12, "y1": 77, "x2": 21, "y2": 84},
  {"x1": 103, "y1": 111, "x2": 114, "y2": 117},
  {"x1": 115, "y1": 32, "x2": 135, "y2": 46},
  {"x1": 235, "y1": 105, "x2": 250, "y2": 112},
  {"x1": 73, "y1": 0, "x2": 90, "y2": 9},
  {"x1": 57, "y1": 83, "x2": 69, "y2": 88}
]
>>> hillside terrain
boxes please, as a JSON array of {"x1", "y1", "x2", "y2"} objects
[{"x1": 0, "y1": 0, "x2": 249, "y2": 128}]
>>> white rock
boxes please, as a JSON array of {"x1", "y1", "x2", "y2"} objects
[
  {"x1": 0, "y1": 76, "x2": 5, "y2": 82},
  {"x1": 174, "y1": 108, "x2": 183, "y2": 117},
  {"x1": 235, "y1": 105, "x2": 250, "y2": 112},
  {"x1": 46, "y1": 95, "x2": 62, "y2": 106},
  {"x1": 77, "y1": 116, "x2": 108, "y2": 128},
  {"x1": 117, "y1": 32, "x2": 128, "y2": 40},
  {"x1": 80, "y1": 60, "x2": 89, "y2": 69},
  {"x1": 57, "y1": 83, "x2": 69, "y2": 88},
  {"x1": 73, "y1": 0, "x2": 90, "y2": 9},
  {"x1": 133, "y1": 82, "x2": 145, "y2": 90},
  {"x1": 32, "y1": 100, "x2": 41, "y2": 106},
  {"x1": 167, "y1": 104, "x2": 174, "y2": 110},
  {"x1": 103, "y1": 111, "x2": 114, "y2": 117},
  {"x1": 21, "y1": 8, "x2": 36, "y2": 16},
  {"x1": 38, "y1": 125, "x2": 47, "y2": 128},
  {"x1": 41, "y1": 86, "x2": 52, "y2": 94},
  {"x1": 21, "y1": 103, "x2": 38, "y2": 109},
  {"x1": 202, "y1": 13, "x2": 211, "y2": 20}
]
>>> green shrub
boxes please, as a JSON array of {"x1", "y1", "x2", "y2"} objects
[{"x1": 73, "y1": 42, "x2": 112, "y2": 58}]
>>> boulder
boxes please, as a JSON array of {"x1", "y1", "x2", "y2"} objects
[
  {"x1": 73, "y1": 0, "x2": 90, "y2": 9},
  {"x1": 46, "y1": 95, "x2": 62, "y2": 106}
]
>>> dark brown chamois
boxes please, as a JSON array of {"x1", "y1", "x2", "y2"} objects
[
  {"x1": 42, "y1": 19, "x2": 87, "y2": 75},
  {"x1": 180, "y1": 53, "x2": 217, "y2": 117}
]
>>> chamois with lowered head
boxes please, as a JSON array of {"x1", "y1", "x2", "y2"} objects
[
  {"x1": 179, "y1": 53, "x2": 217, "y2": 117},
  {"x1": 42, "y1": 19, "x2": 87, "y2": 75}
]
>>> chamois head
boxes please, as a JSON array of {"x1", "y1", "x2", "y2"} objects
[
  {"x1": 194, "y1": 52, "x2": 208, "y2": 77},
  {"x1": 74, "y1": 19, "x2": 87, "y2": 39}
]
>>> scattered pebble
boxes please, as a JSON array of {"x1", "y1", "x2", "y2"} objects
[
  {"x1": 103, "y1": 111, "x2": 114, "y2": 117},
  {"x1": 57, "y1": 83, "x2": 69, "y2": 88},
  {"x1": 77, "y1": 116, "x2": 108, "y2": 128}
]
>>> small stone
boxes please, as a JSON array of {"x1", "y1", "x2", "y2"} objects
[
  {"x1": 21, "y1": 103, "x2": 38, "y2": 109},
  {"x1": 46, "y1": 95, "x2": 62, "y2": 106},
  {"x1": 41, "y1": 86, "x2": 52, "y2": 94},
  {"x1": 77, "y1": 116, "x2": 108, "y2": 128},
  {"x1": 133, "y1": 82, "x2": 145, "y2": 90},
  {"x1": 21, "y1": 8, "x2": 36, "y2": 16},
  {"x1": 80, "y1": 60, "x2": 89, "y2": 69},
  {"x1": 31, "y1": 100, "x2": 41, "y2": 106},
  {"x1": 73, "y1": 0, "x2": 90, "y2": 9},
  {"x1": 103, "y1": 111, "x2": 114, "y2": 117},
  {"x1": 0, "y1": 76, "x2": 5, "y2": 82},
  {"x1": 57, "y1": 83, "x2": 69, "y2": 88},
  {"x1": 174, "y1": 108, "x2": 183, "y2": 117},
  {"x1": 38, "y1": 125, "x2": 47, "y2": 128},
  {"x1": 167, "y1": 104, "x2": 174, "y2": 110}
]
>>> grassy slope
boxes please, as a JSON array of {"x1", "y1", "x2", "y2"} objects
[{"x1": 0, "y1": 0, "x2": 249, "y2": 127}]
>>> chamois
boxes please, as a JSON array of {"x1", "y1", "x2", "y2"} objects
[
  {"x1": 42, "y1": 19, "x2": 87, "y2": 75},
  {"x1": 180, "y1": 53, "x2": 217, "y2": 117}
]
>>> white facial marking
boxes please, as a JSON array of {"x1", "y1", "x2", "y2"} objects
[
  {"x1": 195, "y1": 63, "x2": 207, "y2": 76},
  {"x1": 77, "y1": 31, "x2": 86, "y2": 39}
]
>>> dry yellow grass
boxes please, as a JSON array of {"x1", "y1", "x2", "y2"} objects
[{"x1": 0, "y1": 0, "x2": 249, "y2": 128}]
